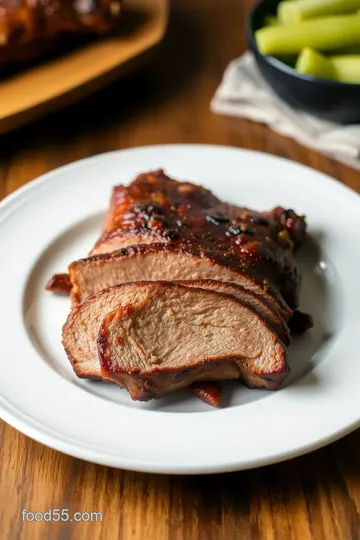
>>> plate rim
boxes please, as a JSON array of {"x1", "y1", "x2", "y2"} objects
[
  {"x1": 1, "y1": 143, "x2": 360, "y2": 212},
  {"x1": 1, "y1": 143, "x2": 360, "y2": 211},
  {"x1": 1, "y1": 396, "x2": 359, "y2": 475}
]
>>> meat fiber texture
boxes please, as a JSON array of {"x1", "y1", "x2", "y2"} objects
[
  {"x1": 48, "y1": 170, "x2": 312, "y2": 404},
  {"x1": 63, "y1": 282, "x2": 289, "y2": 401}
]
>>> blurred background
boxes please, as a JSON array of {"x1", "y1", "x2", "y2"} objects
[{"x1": 3, "y1": 0, "x2": 356, "y2": 195}]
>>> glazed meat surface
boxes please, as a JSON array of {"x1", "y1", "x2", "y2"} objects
[
  {"x1": 52, "y1": 170, "x2": 307, "y2": 316},
  {"x1": 87, "y1": 170, "x2": 306, "y2": 309},
  {"x1": 63, "y1": 282, "x2": 289, "y2": 401},
  {"x1": 48, "y1": 170, "x2": 306, "y2": 310},
  {"x1": 0, "y1": 0, "x2": 121, "y2": 65}
]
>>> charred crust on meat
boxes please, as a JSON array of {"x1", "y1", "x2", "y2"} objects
[
  {"x1": 51, "y1": 172, "x2": 307, "y2": 317},
  {"x1": 76, "y1": 170, "x2": 306, "y2": 310},
  {"x1": 288, "y1": 310, "x2": 314, "y2": 334},
  {"x1": 248, "y1": 216, "x2": 269, "y2": 227},
  {"x1": 226, "y1": 225, "x2": 256, "y2": 237},
  {"x1": 206, "y1": 215, "x2": 231, "y2": 225}
]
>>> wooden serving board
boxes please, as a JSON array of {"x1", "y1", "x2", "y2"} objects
[{"x1": 0, "y1": 0, "x2": 168, "y2": 135}]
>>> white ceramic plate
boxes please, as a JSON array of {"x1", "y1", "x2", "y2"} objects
[{"x1": 1, "y1": 144, "x2": 359, "y2": 474}]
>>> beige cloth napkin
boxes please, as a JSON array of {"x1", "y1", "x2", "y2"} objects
[{"x1": 211, "y1": 52, "x2": 360, "y2": 171}]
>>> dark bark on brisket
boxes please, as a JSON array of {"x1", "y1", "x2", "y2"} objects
[{"x1": 47, "y1": 170, "x2": 307, "y2": 311}]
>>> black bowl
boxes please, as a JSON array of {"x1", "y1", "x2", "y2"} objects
[{"x1": 247, "y1": 0, "x2": 360, "y2": 124}]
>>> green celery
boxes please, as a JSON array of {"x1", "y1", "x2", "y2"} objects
[
  {"x1": 256, "y1": 14, "x2": 360, "y2": 56},
  {"x1": 296, "y1": 47, "x2": 360, "y2": 83},
  {"x1": 295, "y1": 48, "x2": 337, "y2": 79},
  {"x1": 278, "y1": 0, "x2": 360, "y2": 24},
  {"x1": 264, "y1": 15, "x2": 279, "y2": 27},
  {"x1": 330, "y1": 54, "x2": 360, "y2": 82}
]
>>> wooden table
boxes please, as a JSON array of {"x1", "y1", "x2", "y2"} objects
[{"x1": 1, "y1": 1, "x2": 360, "y2": 539}]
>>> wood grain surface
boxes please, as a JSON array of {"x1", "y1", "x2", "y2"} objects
[{"x1": 1, "y1": 1, "x2": 360, "y2": 539}]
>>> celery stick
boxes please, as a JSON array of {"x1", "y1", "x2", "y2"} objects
[
  {"x1": 330, "y1": 55, "x2": 360, "y2": 83},
  {"x1": 264, "y1": 15, "x2": 279, "y2": 27},
  {"x1": 295, "y1": 48, "x2": 337, "y2": 80},
  {"x1": 255, "y1": 14, "x2": 360, "y2": 56},
  {"x1": 296, "y1": 48, "x2": 360, "y2": 83},
  {"x1": 278, "y1": 0, "x2": 360, "y2": 24}
]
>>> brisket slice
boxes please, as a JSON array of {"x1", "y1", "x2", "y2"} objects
[
  {"x1": 98, "y1": 283, "x2": 288, "y2": 400},
  {"x1": 69, "y1": 243, "x2": 292, "y2": 321},
  {"x1": 63, "y1": 278, "x2": 289, "y2": 381},
  {"x1": 48, "y1": 170, "x2": 306, "y2": 309},
  {"x1": 176, "y1": 280, "x2": 290, "y2": 345},
  {"x1": 90, "y1": 170, "x2": 305, "y2": 308},
  {"x1": 62, "y1": 282, "x2": 289, "y2": 401}
]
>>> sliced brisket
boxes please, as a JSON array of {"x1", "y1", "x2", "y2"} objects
[
  {"x1": 98, "y1": 283, "x2": 288, "y2": 400},
  {"x1": 176, "y1": 280, "x2": 290, "y2": 345},
  {"x1": 48, "y1": 170, "x2": 306, "y2": 310},
  {"x1": 90, "y1": 170, "x2": 305, "y2": 308},
  {"x1": 69, "y1": 243, "x2": 292, "y2": 321},
  {"x1": 50, "y1": 169, "x2": 313, "y2": 405},
  {"x1": 62, "y1": 282, "x2": 289, "y2": 400}
]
